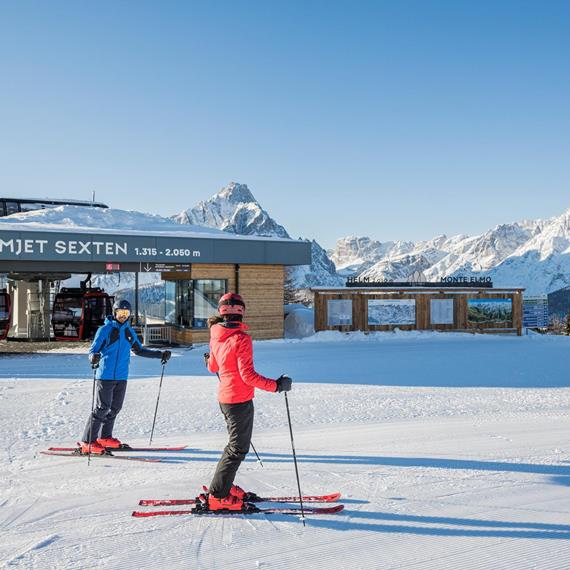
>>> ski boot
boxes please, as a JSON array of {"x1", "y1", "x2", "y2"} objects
[
  {"x1": 80, "y1": 441, "x2": 106, "y2": 455},
  {"x1": 202, "y1": 484, "x2": 262, "y2": 503},
  {"x1": 97, "y1": 437, "x2": 124, "y2": 449},
  {"x1": 230, "y1": 485, "x2": 262, "y2": 502},
  {"x1": 208, "y1": 494, "x2": 244, "y2": 511},
  {"x1": 193, "y1": 491, "x2": 259, "y2": 515}
]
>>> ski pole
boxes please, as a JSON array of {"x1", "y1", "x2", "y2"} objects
[
  {"x1": 250, "y1": 441, "x2": 264, "y2": 467},
  {"x1": 215, "y1": 370, "x2": 264, "y2": 467},
  {"x1": 149, "y1": 362, "x2": 166, "y2": 447},
  {"x1": 284, "y1": 391, "x2": 305, "y2": 526},
  {"x1": 87, "y1": 366, "x2": 97, "y2": 467}
]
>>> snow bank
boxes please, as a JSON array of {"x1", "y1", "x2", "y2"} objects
[{"x1": 284, "y1": 304, "x2": 315, "y2": 338}]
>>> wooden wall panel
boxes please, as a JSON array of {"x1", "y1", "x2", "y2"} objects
[
  {"x1": 455, "y1": 296, "x2": 467, "y2": 329},
  {"x1": 416, "y1": 295, "x2": 429, "y2": 330},
  {"x1": 236, "y1": 265, "x2": 284, "y2": 340},
  {"x1": 314, "y1": 289, "x2": 524, "y2": 336}
]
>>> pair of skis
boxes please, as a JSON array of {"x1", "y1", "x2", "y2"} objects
[
  {"x1": 41, "y1": 446, "x2": 345, "y2": 517},
  {"x1": 40, "y1": 444, "x2": 187, "y2": 463},
  {"x1": 132, "y1": 492, "x2": 344, "y2": 518}
]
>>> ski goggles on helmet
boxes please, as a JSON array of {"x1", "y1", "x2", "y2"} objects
[{"x1": 114, "y1": 309, "x2": 131, "y2": 319}]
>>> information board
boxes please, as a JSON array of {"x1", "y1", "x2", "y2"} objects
[{"x1": 523, "y1": 295, "x2": 549, "y2": 328}]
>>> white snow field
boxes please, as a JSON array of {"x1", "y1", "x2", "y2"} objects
[{"x1": 1, "y1": 331, "x2": 570, "y2": 569}]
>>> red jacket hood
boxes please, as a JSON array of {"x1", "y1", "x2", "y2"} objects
[{"x1": 209, "y1": 321, "x2": 249, "y2": 342}]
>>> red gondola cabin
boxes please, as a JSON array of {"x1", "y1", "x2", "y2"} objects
[
  {"x1": 0, "y1": 290, "x2": 11, "y2": 340},
  {"x1": 52, "y1": 288, "x2": 114, "y2": 341}
]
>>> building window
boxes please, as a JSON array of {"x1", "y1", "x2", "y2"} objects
[
  {"x1": 164, "y1": 279, "x2": 227, "y2": 328},
  {"x1": 327, "y1": 299, "x2": 352, "y2": 326},
  {"x1": 193, "y1": 280, "x2": 226, "y2": 328},
  {"x1": 164, "y1": 280, "x2": 193, "y2": 327},
  {"x1": 368, "y1": 299, "x2": 416, "y2": 325},
  {"x1": 19, "y1": 202, "x2": 47, "y2": 214},
  {"x1": 430, "y1": 299, "x2": 454, "y2": 325},
  {"x1": 5, "y1": 202, "x2": 18, "y2": 215},
  {"x1": 165, "y1": 281, "x2": 176, "y2": 324}
]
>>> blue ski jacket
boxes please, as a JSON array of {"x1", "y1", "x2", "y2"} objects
[{"x1": 89, "y1": 316, "x2": 161, "y2": 380}]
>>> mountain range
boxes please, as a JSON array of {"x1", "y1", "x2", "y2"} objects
[{"x1": 175, "y1": 183, "x2": 570, "y2": 296}]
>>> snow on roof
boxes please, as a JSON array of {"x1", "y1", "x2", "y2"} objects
[{"x1": 0, "y1": 205, "x2": 296, "y2": 243}]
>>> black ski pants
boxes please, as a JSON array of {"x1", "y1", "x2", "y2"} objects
[
  {"x1": 82, "y1": 380, "x2": 128, "y2": 442},
  {"x1": 209, "y1": 400, "x2": 254, "y2": 498}
]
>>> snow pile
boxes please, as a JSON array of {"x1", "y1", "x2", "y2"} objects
[{"x1": 283, "y1": 304, "x2": 314, "y2": 338}]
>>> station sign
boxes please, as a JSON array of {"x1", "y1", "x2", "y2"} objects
[
  {"x1": 346, "y1": 276, "x2": 494, "y2": 288},
  {"x1": 0, "y1": 229, "x2": 312, "y2": 267},
  {"x1": 139, "y1": 262, "x2": 192, "y2": 273}
]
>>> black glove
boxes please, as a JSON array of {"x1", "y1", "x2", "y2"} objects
[
  {"x1": 203, "y1": 352, "x2": 210, "y2": 367},
  {"x1": 89, "y1": 353, "x2": 101, "y2": 369},
  {"x1": 275, "y1": 374, "x2": 292, "y2": 393},
  {"x1": 161, "y1": 350, "x2": 171, "y2": 365}
]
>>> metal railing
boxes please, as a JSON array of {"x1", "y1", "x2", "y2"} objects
[{"x1": 143, "y1": 324, "x2": 172, "y2": 346}]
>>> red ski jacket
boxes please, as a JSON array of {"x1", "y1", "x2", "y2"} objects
[{"x1": 207, "y1": 322, "x2": 277, "y2": 404}]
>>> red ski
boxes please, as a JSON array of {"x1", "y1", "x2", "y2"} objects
[
  {"x1": 48, "y1": 445, "x2": 187, "y2": 452},
  {"x1": 132, "y1": 504, "x2": 344, "y2": 518},
  {"x1": 40, "y1": 450, "x2": 162, "y2": 463},
  {"x1": 139, "y1": 492, "x2": 341, "y2": 507}
]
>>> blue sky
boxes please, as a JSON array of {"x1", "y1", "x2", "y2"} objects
[{"x1": 1, "y1": 1, "x2": 568, "y2": 248}]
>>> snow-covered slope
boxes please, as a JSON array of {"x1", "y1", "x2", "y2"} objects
[
  {"x1": 2, "y1": 335, "x2": 570, "y2": 569},
  {"x1": 332, "y1": 209, "x2": 570, "y2": 294},
  {"x1": 173, "y1": 182, "x2": 343, "y2": 290}
]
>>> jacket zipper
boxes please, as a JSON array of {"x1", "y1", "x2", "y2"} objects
[{"x1": 113, "y1": 323, "x2": 121, "y2": 379}]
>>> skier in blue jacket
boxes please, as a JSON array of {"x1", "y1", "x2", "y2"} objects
[{"x1": 80, "y1": 299, "x2": 171, "y2": 454}]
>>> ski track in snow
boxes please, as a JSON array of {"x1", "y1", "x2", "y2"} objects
[{"x1": 1, "y1": 333, "x2": 570, "y2": 568}]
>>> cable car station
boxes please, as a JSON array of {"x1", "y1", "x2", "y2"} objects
[{"x1": 0, "y1": 225, "x2": 311, "y2": 345}]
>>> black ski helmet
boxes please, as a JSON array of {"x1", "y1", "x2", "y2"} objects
[{"x1": 112, "y1": 299, "x2": 132, "y2": 313}]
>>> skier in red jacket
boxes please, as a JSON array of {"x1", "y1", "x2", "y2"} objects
[{"x1": 202, "y1": 293, "x2": 292, "y2": 511}]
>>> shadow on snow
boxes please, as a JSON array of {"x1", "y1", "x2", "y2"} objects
[{"x1": 305, "y1": 508, "x2": 570, "y2": 539}]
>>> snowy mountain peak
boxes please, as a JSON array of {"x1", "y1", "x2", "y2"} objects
[
  {"x1": 218, "y1": 181, "x2": 256, "y2": 204},
  {"x1": 173, "y1": 182, "x2": 290, "y2": 239},
  {"x1": 173, "y1": 182, "x2": 343, "y2": 292}
]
